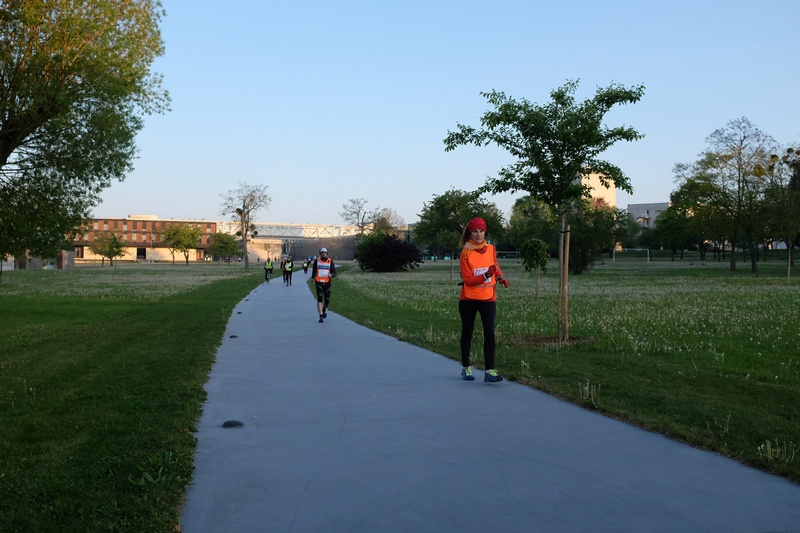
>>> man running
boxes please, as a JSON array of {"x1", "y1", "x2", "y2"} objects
[
  {"x1": 284, "y1": 255, "x2": 294, "y2": 286},
  {"x1": 311, "y1": 247, "x2": 336, "y2": 322},
  {"x1": 263, "y1": 257, "x2": 273, "y2": 283}
]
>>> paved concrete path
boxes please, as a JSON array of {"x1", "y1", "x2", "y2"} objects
[{"x1": 180, "y1": 273, "x2": 800, "y2": 533}]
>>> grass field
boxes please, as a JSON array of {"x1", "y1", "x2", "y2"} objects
[
  {"x1": 0, "y1": 264, "x2": 262, "y2": 532},
  {"x1": 1, "y1": 258, "x2": 798, "y2": 531}
]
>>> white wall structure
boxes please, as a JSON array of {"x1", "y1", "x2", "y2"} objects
[
  {"x1": 203, "y1": 221, "x2": 362, "y2": 263},
  {"x1": 626, "y1": 203, "x2": 670, "y2": 228}
]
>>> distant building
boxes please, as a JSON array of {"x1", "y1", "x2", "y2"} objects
[
  {"x1": 8, "y1": 214, "x2": 396, "y2": 268},
  {"x1": 74, "y1": 215, "x2": 217, "y2": 262},
  {"x1": 626, "y1": 203, "x2": 670, "y2": 228},
  {"x1": 236, "y1": 221, "x2": 362, "y2": 261},
  {"x1": 583, "y1": 172, "x2": 617, "y2": 207},
  {"x1": 71, "y1": 216, "x2": 365, "y2": 264}
]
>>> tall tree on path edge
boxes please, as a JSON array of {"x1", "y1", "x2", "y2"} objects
[
  {"x1": 220, "y1": 182, "x2": 271, "y2": 270},
  {"x1": 444, "y1": 80, "x2": 645, "y2": 342},
  {"x1": 0, "y1": 1, "x2": 169, "y2": 265}
]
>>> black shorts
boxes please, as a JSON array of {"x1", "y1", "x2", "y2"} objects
[{"x1": 315, "y1": 281, "x2": 331, "y2": 302}]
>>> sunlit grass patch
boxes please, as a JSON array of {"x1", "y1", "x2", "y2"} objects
[{"x1": 0, "y1": 263, "x2": 251, "y2": 300}]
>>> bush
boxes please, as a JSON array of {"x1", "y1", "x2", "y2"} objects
[{"x1": 355, "y1": 233, "x2": 423, "y2": 272}]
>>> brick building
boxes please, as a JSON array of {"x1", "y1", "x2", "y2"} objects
[{"x1": 74, "y1": 215, "x2": 216, "y2": 263}]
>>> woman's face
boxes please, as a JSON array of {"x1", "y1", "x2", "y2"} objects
[{"x1": 470, "y1": 228, "x2": 486, "y2": 244}]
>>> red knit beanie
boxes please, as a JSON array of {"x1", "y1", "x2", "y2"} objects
[{"x1": 467, "y1": 217, "x2": 487, "y2": 233}]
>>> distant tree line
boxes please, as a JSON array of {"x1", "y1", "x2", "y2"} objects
[
  {"x1": 642, "y1": 118, "x2": 799, "y2": 277},
  {"x1": 413, "y1": 118, "x2": 799, "y2": 282}
]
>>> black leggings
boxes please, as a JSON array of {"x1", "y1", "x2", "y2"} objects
[
  {"x1": 459, "y1": 299, "x2": 496, "y2": 369},
  {"x1": 315, "y1": 281, "x2": 332, "y2": 307}
]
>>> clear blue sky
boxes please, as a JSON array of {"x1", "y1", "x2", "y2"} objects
[{"x1": 93, "y1": 0, "x2": 800, "y2": 226}]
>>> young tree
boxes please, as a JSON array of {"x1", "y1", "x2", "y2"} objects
[
  {"x1": 220, "y1": 181, "x2": 271, "y2": 270},
  {"x1": 0, "y1": 1, "x2": 169, "y2": 259},
  {"x1": 765, "y1": 147, "x2": 800, "y2": 280},
  {"x1": 518, "y1": 238, "x2": 548, "y2": 298},
  {"x1": 161, "y1": 224, "x2": 202, "y2": 265},
  {"x1": 506, "y1": 196, "x2": 558, "y2": 251},
  {"x1": 444, "y1": 80, "x2": 645, "y2": 341},
  {"x1": 89, "y1": 232, "x2": 126, "y2": 267},
  {"x1": 207, "y1": 232, "x2": 241, "y2": 264},
  {"x1": 339, "y1": 198, "x2": 380, "y2": 239}
]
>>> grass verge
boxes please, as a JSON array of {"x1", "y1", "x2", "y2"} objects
[{"x1": 0, "y1": 264, "x2": 261, "y2": 532}]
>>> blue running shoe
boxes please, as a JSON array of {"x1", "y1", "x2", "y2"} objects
[
  {"x1": 461, "y1": 367, "x2": 475, "y2": 381},
  {"x1": 484, "y1": 369, "x2": 503, "y2": 383}
]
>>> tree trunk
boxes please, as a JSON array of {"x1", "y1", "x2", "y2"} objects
[
  {"x1": 535, "y1": 266, "x2": 541, "y2": 299},
  {"x1": 557, "y1": 214, "x2": 570, "y2": 342},
  {"x1": 242, "y1": 200, "x2": 250, "y2": 270},
  {"x1": 558, "y1": 218, "x2": 564, "y2": 340},
  {"x1": 562, "y1": 223, "x2": 571, "y2": 341}
]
